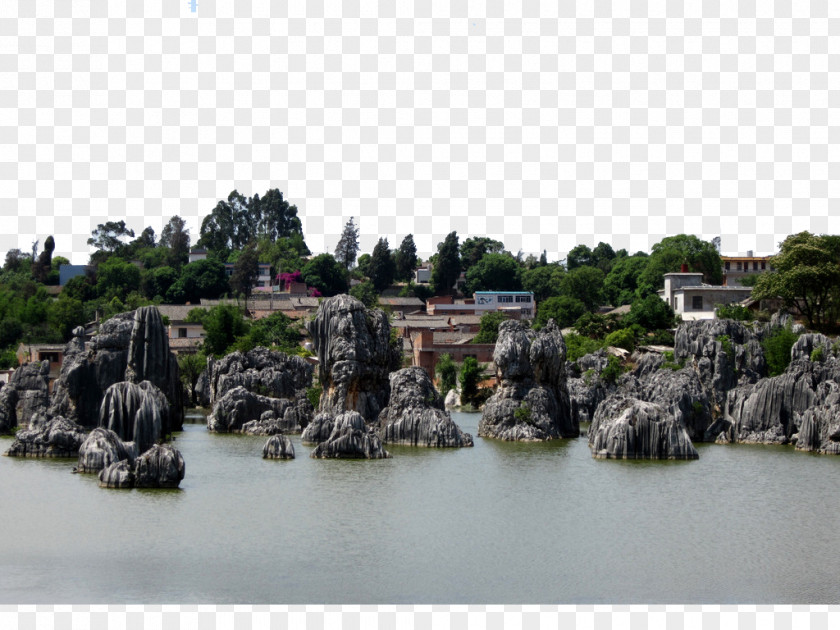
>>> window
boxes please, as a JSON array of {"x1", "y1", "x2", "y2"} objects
[
  {"x1": 515, "y1": 295, "x2": 531, "y2": 303},
  {"x1": 178, "y1": 328, "x2": 188, "y2": 338},
  {"x1": 497, "y1": 295, "x2": 513, "y2": 303},
  {"x1": 672, "y1": 297, "x2": 678, "y2": 310},
  {"x1": 761, "y1": 261, "x2": 766, "y2": 270},
  {"x1": 724, "y1": 261, "x2": 730, "y2": 270},
  {"x1": 736, "y1": 262, "x2": 742, "y2": 271},
  {"x1": 692, "y1": 296, "x2": 703, "y2": 310}
]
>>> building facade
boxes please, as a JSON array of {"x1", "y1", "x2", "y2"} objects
[
  {"x1": 721, "y1": 252, "x2": 773, "y2": 287},
  {"x1": 661, "y1": 272, "x2": 753, "y2": 321},
  {"x1": 427, "y1": 291, "x2": 535, "y2": 319}
]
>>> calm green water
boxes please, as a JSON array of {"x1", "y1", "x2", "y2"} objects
[{"x1": 1, "y1": 411, "x2": 839, "y2": 604}]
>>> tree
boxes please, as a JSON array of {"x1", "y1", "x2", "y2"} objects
[
  {"x1": 762, "y1": 322, "x2": 801, "y2": 376},
  {"x1": 230, "y1": 243, "x2": 260, "y2": 298},
  {"x1": 535, "y1": 296, "x2": 587, "y2": 328},
  {"x1": 87, "y1": 221, "x2": 135, "y2": 254},
  {"x1": 636, "y1": 235, "x2": 722, "y2": 297},
  {"x1": 252, "y1": 188, "x2": 304, "y2": 241},
  {"x1": 472, "y1": 311, "x2": 510, "y2": 344},
  {"x1": 95, "y1": 258, "x2": 141, "y2": 301},
  {"x1": 160, "y1": 215, "x2": 191, "y2": 269},
  {"x1": 459, "y1": 357, "x2": 484, "y2": 407},
  {"x1": 178, "y1": 351, "x2": 207, "y2": 407},
  {"x1": 349, "y1": 281, "x2": 378, "y2": 308},
  {"x1": 334, "y1": 218, "x2": 360, "y2": 270},
  {"x1": 460, "y1": 237, "x2": 505, "y2": 271},
  {"x1": 33, "y1": 235, "x2": 55, "y2": 283},
  {"x1": 431, "y1": 232, "x2": 461, "y2": 294},
  {"x1": 203, "y1": 305, "x2": 249, "y2": 357},
  {"x1": 464, "y1": 253, "x2": 523, "y2": 294},
  {"x1": 624, "y1": 294, "x2": 677, "y2": 331},
  {"x1": 560, "y1": 266, "x2": 605, "y2": 311},
  {"x1": 522, "y1": 264, "x2": 565, "y2": 303},
  {"x1": 436, "y1": 353, "x2": 457, "y2": 394},
  {"x1": 592, "y1": 242, "x2": 617, "y2": 274},
  {"x1": 369, "y1": 238, "x2": 396, "y2": 292},
  {"x1": 301, "y1": 253, "x2": 348, "y2": 297},
  {"x1": 394, "y1": 234, "x2": 418, "y2": 281},
  {"x1": 4, "y1": 249, "x2": 31, "y2": 273},
  {"x1": 603, "y1": 256, "x2": 650, "y2": 306},
  {"x1": 47, "y1": 295, "x2": 86, "y2": 341},
  {"x1": 752, "y1": 232, "x2": 840, "y2": 330},
  {"x1": 167, "y1": 258, "x2": 229, "y2": 304},
  {"x1": 356, "y1": 253, "x2": 372, "y2": 278},
  {"x1": 141, "y1": 266, "x2": 179, "y2": 301},
  {"x1": 566, "y1": 244, "x2": 593, "y2": 270},
  {"x1": 242, "y1": 311, "x2": 302, "y2": 355}
]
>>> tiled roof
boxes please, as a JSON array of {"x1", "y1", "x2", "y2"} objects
[
  {"x1": 378, "y1": 297, "x2": 425, "y2": 306},
  {"x1": 156, "y1": 304, "x2": 206, "y2": 322}
]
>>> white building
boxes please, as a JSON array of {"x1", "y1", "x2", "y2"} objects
[
  {"x1": 427, "y1": 291, "x2": 535, "y2": 319},
  {"x1": 661, "y1": 272, "x2": 753, "y2": 321}
]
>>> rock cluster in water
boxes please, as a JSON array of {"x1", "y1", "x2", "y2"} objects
[
  {"x1": 478, "y1": 319, "x2": 576, "y2": 441},
  {"x1": 4, "y1": 415, "x2": 89, "y2": 458},
  {"x1": 377, "y1": 367, "x2": 473, "y2": 447},
  {"x1": 0, "y1": 360, "x2": 51, "y2": 434},
  {"x1": 263, "y1": 434, "x2": 295, "y2": 459},
  {"x1": 206, "y1": 347, "x2": 314, "y2": 434},
  {"x1": 566, "y1": 349, "x2": 617, "y2": 425},
  {"x1": 99, "y1": 444, "x2": 185, "y2": 489},
  {"x1": 302, "y1": 295, "x2": 399, "y2": 458}
]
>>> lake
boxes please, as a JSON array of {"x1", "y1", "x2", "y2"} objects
[{"x1": 1, "y1": 411, "x2": 838, "y2": 604}]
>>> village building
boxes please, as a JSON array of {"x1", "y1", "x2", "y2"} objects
[
  {"x1": 721, "y1": 252, "x2": 773, "y2": 287},
  {"x1": 189, "y1": 248, "x2": 272, "y2": 292},
  {"x1": 426, "y1": 291, "x2": 535, "y2": 319},
  {"x1": 410, "y1": 329, "x2": 495, "y2": 381},
  {"x1": 661, "y1": 272, "x2": 753, "y2": 321}
]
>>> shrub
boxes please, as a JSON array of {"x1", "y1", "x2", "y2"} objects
[
  {"x1": 306, "y1": 386, "x2": 322, "y2": 410},
  {"x1": 716, "y1": 303, "x2": 754, "y2": 321},
  {"x1": 811, "y1": 347, "x2": 825, "y2": 363},
  {"x1": 514, "y1": 402, "x2": 532, "y2": 425},
  {"x1": 436, "y1": 353, "x2": 457, "y2": 395},
  {"x1": 716, "y1": 334, "x2": 735, "y2": 362},
  {"x1": 600, "y1": 355, "x2": 625, "y2": 384},
  {"x1": 661, "y1": 350, "x2": 684, "y2": 371},
  {"x1": 762, "y1": 324, "x2": 801, "y2": 376},
  {"x1": 604, "y1": 328, "x2": 636, "y2": 353},
  {"x1": 565, "y1": 333, "x2": 604, "y2": 362}
]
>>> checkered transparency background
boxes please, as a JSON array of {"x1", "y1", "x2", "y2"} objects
[{"x1": 2, "y1": 0, "x2": 838, "y2": 265}]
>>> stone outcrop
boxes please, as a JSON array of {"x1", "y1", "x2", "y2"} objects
[
  {"x1": 790, "y1": 333, "x2": 835, "y2": 362},
  {"x1": 566, "y1": 350, "x2": 617, "y2": 425},
  {"x1": 208, "y1": 386, "x2": 310, "y2": 434},
  {"x1": 50, "y1": 310, "x2": 184, "y2": 432},
  {"x1": 76, "y1": 427, "x2": 138, "y2": 473},
  {"x1": 0, "y1": 360, "x2": 51, "y2": 433},
  {"x1": 377, "y1": 367, "x2": 473, "y2": 447},
  {"x1": 674, "y1": 319, "x2": 766, "y2": 411},
  {"x1": 795, "y1": 381, "x2": 840, "y2": 454},
  {"x1": 206, "y1": 347, "x2": 315, "y2": 434},
  {"x1": 99, "y1": 381, "x2": 170, "y2": 454},
  {"x1": 99, "y1": 444, "x2": 185, "y2": 489},
  {"x1": 310, "y1": 411, "x2": 390, "y2": 459},
  {"x1": 4, "y1": 416, "x2": 88, "y2": 458},
  {"x1": 300, "y1": 413, "x2": 336, "y2": 444},
  {"x1": 588, "y1": 395, "x2": 699, "y2": 460},
  {"x1": 478, "y1": 320, "x2": 576, "y2": 441},
  {"x1": 263, "y1": 435, "x2": 295, "y2": 459},
  {"x1": 307, "y1": 295, "x2": 401, "y2": 423},
  {"x1": 722, "y1": 358, "x2": 840, "y2": 445}
]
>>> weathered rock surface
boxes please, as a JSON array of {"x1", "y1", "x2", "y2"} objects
[
  {"x1": 723, "y1": 358, "x2": 840, "y2": 445},
  {"x1": 50, "y1": 311, "x2": 184, "y2": 432},
  {"x1": 307, "y1": 295, "x2": 401, "y2": 423},
  {"x1": 790, "y1": 333, "x2": 835, "y2": 362},
  {"x1": 98, "y1": 444, "x2": 185, "y2": 488},
  {"x1": 674, "y1": 319, "x2": 766, "y2": 410},
  {"x1": 589, "y1": 395, "x2": 699, "y2": 460},
  {"x1": 300, "y1": 413, "x2": 336, "y2": 444},
  {"x1": 0, "y1": 360, "x2": 51, "y2": 433},
  {"x1": 205, "y1": 347, "x2": 315, "y2": 434},
  {"x1": 263, "y1": 434, "x2": 295, "y2": 459},
  {"x1": 566, "y1": 350, "x2": 616, "y2": 425},
  {"x1": 478, "y1": 320, "x2": 576, "y2": 441},
  {"x1": 98, "y1": 380, "x2": 170, "y2": 453},
  {"x1": 443, "y1": 389, "x2": 460, "y2": 410},
  {"x1": 310, "y1": 411, "x2": 390, "y2": 459},
  {"x1": 796, "y1": 381, "x2": 840, "y2": 454},
  {"x1": 77, "y1": 427, "x2": 138, "y2": 473},
  {"x1": 208, "y1": 386, "x2": 309, "y2": 434},
  {"x1": 4, "y1": 416, "x2": 88, "y2": 458},
  {"x1": 377, "y1": 367, "x2": 473, "y2": 447}
]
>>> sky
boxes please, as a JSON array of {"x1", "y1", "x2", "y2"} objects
[{"x1": 3, "y1": 1, "x2": 839, "y2": 266}]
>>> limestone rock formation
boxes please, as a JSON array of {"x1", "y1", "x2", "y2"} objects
[
  {"x1": 76, "y1": 427, "x2": 138, "y2": 473},
  {"x1": 478, "y1": 320, "x2": 576, "y2": 441},
  {"x1": 208, "y1": 386, "x2": 309, "y2": 434},
  {"x1": 134, "y1": 444, "x2": 185, "y2": 488},
  {"x1": 50, "y1": 310, "x2": 184, "y2": 432},
  {"x1": 589, "y1": 395, "x2": 699, "y2": 460},
  {"x1": 263, "y1": 434, "x2": 295, "y2": 459},
  {"x1": 307, "y1": 295, "x2": 401, "y2": 423},
  {"x1": 443, "y1": 389, "x2": 460, "y2": 410},
  {"x1": 4, "y1": 416, "x2": 88, "y2": 458},
  {"x1": 790, "y1": 333, "x2": 836, "y2": 362},
  {"x1": 310, "y1": 411, "x2": 390, "y2": 459},
  {"x1": 205, "y1": 347, "x2": 314, "y2": 434},
  {"x1": 674, "y1": 319, "x2": 766, "y2": 410},
  {"x1": 300, "y1": 413, "x2": 337, "y2": 445},
  {"x1": 723, "y1": 358, "x2": 840, "y2": 444},
  {"x1": 377, "y1": 367, "x2": 473, "y2": 447},
  {"x1": 99, "y1": 381, "x2": 170, "y2": 453},
  {"x1": 0, "y1": 360, "x2": 51, "y2": 433},
  {"x1": 566, "y1": 350, "x2": 617, "y2": 425},
  {"x1": 98, "y1": 460, "x2": 135, "y2": 488}
]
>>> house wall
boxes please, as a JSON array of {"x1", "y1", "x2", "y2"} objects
[{"x1": 412, "y1": 330, "x2": 495, "y2": 380}]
